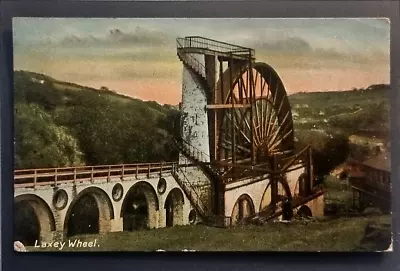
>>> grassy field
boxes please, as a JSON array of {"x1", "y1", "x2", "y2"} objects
[
  {"x1": 26, "y1": 215, "x2": 391, "y2": 253},
  {"x1": 289, "y1": 87, "x2": 389, "y2": 141}
]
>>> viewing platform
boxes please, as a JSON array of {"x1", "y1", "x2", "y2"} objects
[{"x1": 176, "y1": 36, "x2": 256, "y2": 61}]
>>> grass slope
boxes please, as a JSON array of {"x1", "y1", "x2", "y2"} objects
[{"x1": 288, "y1": 86, "x2": 389, "y2": 138}]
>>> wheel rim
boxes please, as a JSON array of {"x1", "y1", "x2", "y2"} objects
[{"x1": 217, "y1": 62, "x2": 294, "y2": 166}]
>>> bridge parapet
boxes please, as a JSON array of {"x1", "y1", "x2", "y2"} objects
[{"x1": 15, "y1": 162, "x2": 177, "y2": 189}]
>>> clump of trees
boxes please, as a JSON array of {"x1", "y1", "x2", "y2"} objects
[
  {"x1": 14, "y1": 103, "x2": 83, "y2": 169},
  {"x1": 296, "y1": 132, "x2": 350, "y2": 184},
  {"x1": 311, "y1": 135, "x2": 350, "y2": 178}
]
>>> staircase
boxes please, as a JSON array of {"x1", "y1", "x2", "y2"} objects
[
  {"x1": 172, "y1": 166, "x2": 231, "y2": 227},
  {"x1": 176, "y1": 39, "x2": 209, "y2": 90},
  {"x1": 175, "y1": 138, "x2": 220, "y2": 179},
  {"x1": 171, "y1": 138, "x2": 230, "y2": 227},
  {"x1": 171, "y1": 166, "x2": 210, "y2": 219}
]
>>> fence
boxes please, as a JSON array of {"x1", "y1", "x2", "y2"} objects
[{"x1": 14, "y1": 162, "x2": 177, "y2": 189}]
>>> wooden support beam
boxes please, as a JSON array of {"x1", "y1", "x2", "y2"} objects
[
  {"x1": 229, "y1": 54, "x2": 236, "y2": 167},
  {"x1": 206, "y1": 104, "x2": 251, "y2": 109}
]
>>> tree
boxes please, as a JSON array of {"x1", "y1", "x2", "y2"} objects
[
  {"x1": 14, "y1": 103, "x2": 83, "y2": 169},
  {"x1": 312, "y1": 134, "x2": 350, "y2": 178}
]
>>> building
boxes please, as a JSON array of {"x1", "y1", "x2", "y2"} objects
[{"x1": 349, "y1": 152, "x2": 391, "y2": 213}]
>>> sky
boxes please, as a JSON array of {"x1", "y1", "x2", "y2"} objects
[{"x1": 13, "y1": 18, "x2": 390, "y2": 105}]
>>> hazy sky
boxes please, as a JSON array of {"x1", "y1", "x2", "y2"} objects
[{"x1": 13, "y1": 18, "x2": 390, "y2": 105}]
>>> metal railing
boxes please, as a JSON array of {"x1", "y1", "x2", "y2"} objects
[
  {"x1": 172, "y1": 165, "x2": 232, "y2": 228},
  {"x1": 176, "y1": 39, "x2": 206, "y2": 77},
  {"x1": 172, "y1": 166, "x2": 210, "y2": 215},
  {"x1": 177, "y1": 36, "x2": 255, "y2": 56},
  {"x1": 180, "y1": 138, "x2": 211, "y2": 163},
  {"x1": 14, "y1": 162, "x2": 177, "y2": 189},
  {"x1": 350, "y1": 177, "x2": 391, "y2": 193}
]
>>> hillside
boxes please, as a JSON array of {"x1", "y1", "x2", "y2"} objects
[
  {"x1": 289, "y1": 85, "x2": 389, "y2": 138},
  {"x1": 14, "y1": 70, "x2": 180, "y2": 169},
  {"x1": 288, "y1": 86, "x2": 390, "y2": 166},
  {"x1": 14, "y1": 70, "x2": 389, "y2": 174}
]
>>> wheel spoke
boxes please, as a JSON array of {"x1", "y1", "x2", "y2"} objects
[
  {"x1": 266, "y1": 85, "x2": 279, "y2": 138},
  {"x1": 232, "y1": 95, "x2": 251, "y2": 132},
  {"x1": 267, "y1": 111, "x2": 291, "y2": 148},
  {"x1": 262, "y1": 81, "x2": 271, "y2": 138},
  {"x1": 267, "y1": 80, "x2": 286, "y2": 139},
  {"x1": 222, "y1": 139, "x2": 251, "y2": 153},
  {"x1": 260, "y1": 98, "x2": 264, "y2": 141},
  {"x1": 224, "y1": 110, "x2": 251, "y2": 143},
  {"x1": 254, "y1": 101, "x2": 262, "y2": 145},
  {"x1": 252, "y1": 118, "x2": 261, "y2": 146},
  {"x1": 239, "y1": 76, "x2": 248, "y2": 102},
  {"x1": 219, "y1": 64, "x2": 293, "y2": 166},
  {"x1": 269, "y1": 129, "x2": 293, "y2": 151},
  {"x1": 253, "y1": 69, "x2": 259, "y2": 95}
]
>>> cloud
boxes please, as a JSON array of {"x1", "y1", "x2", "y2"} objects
[
  {"x1": 248, "y1": 36, "x2": 389, "y2": 70},
  {"x1": 12, "y1": 18, "x2": 390, "y2": 105},
  {"x1": 56, "y1": 26, "x2": 175, "y2": 48},
  {"x1": 251, "y1": 37, "x2": 313, "y2": 54}
]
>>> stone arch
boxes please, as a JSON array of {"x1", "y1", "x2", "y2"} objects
[
  {"x1": 120, "y1": 181, "x2": 159, "y2": 231},
  {"x1": 297, "y1": 205, "x2": 312, "y2": 218},
  {"x1": 231, "y1": 194, "x2": 255, "y2": 226},
  {"x1": 259, "y1": 177, "x2": 293, "y2": 212},
  {"x1": 259, "y1": 183, "x2": 272, "y2": 212},
  {"x1": 164, "y1": 188, "x2": 185, "y2": 227},
  {"x1": 14, "y1": 194, "x2": 56, "y2": 245},
  {"x1": 64, "y1": 187, "x2": 114, "y2": 237}
]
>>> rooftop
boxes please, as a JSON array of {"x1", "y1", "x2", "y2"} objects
[{"x1": 362, "y1": 152, "x2": 391, "y2": 172}]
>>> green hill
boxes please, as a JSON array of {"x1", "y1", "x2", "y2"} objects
[
  {"x1": 289, "y1": 86, "x2": 389, "y2": 148},
  {"x1": 289, "y1": 85, "x2": 389, "y2": 136},
  {"x1": 14, "y1": 70, "x2": 180, "y2": 169},
  {"x1": 14, "y1": 69, "x2": 389, "y2": 174},
  {"x1": 288, "y1": 85, "x2": 389, "y2": 177}
]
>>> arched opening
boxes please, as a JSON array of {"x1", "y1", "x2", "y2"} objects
[
  {"x1": 164, "y1": 188, "x2": 185, "y2": 227},
  {"x1": 14, "y1": 194, "x2": 55, "y2": 245},
  {"x1": 260, "y1": 177, "x2": 292, "y2": 212},
  {"x1": 297, "y1": 205, "x2": 312, "y2": 218},
  {"x1": 259, "y1": 183, "x2": 272, "y2": 212},
  {"x1": 121, "y1": 182, "x2": 159, "y2": 231},
  {"x1": 231, "y1": 194, "x2": 255, "y2": 226},
  {"x1": 64, "y1": 187, "x2": 114, "y2": 237}
]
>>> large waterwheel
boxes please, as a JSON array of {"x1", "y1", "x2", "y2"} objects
[
  {"x1": 176, "y1": 36, "x2": 319, "y2": 223},
  {"x1": 215, "y1": 61, "x2": 295, "y2": 180}
]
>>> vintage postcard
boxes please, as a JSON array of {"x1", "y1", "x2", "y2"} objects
[{"x1": 13, "y1": 18, "x2": 391, "y2": 252}]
